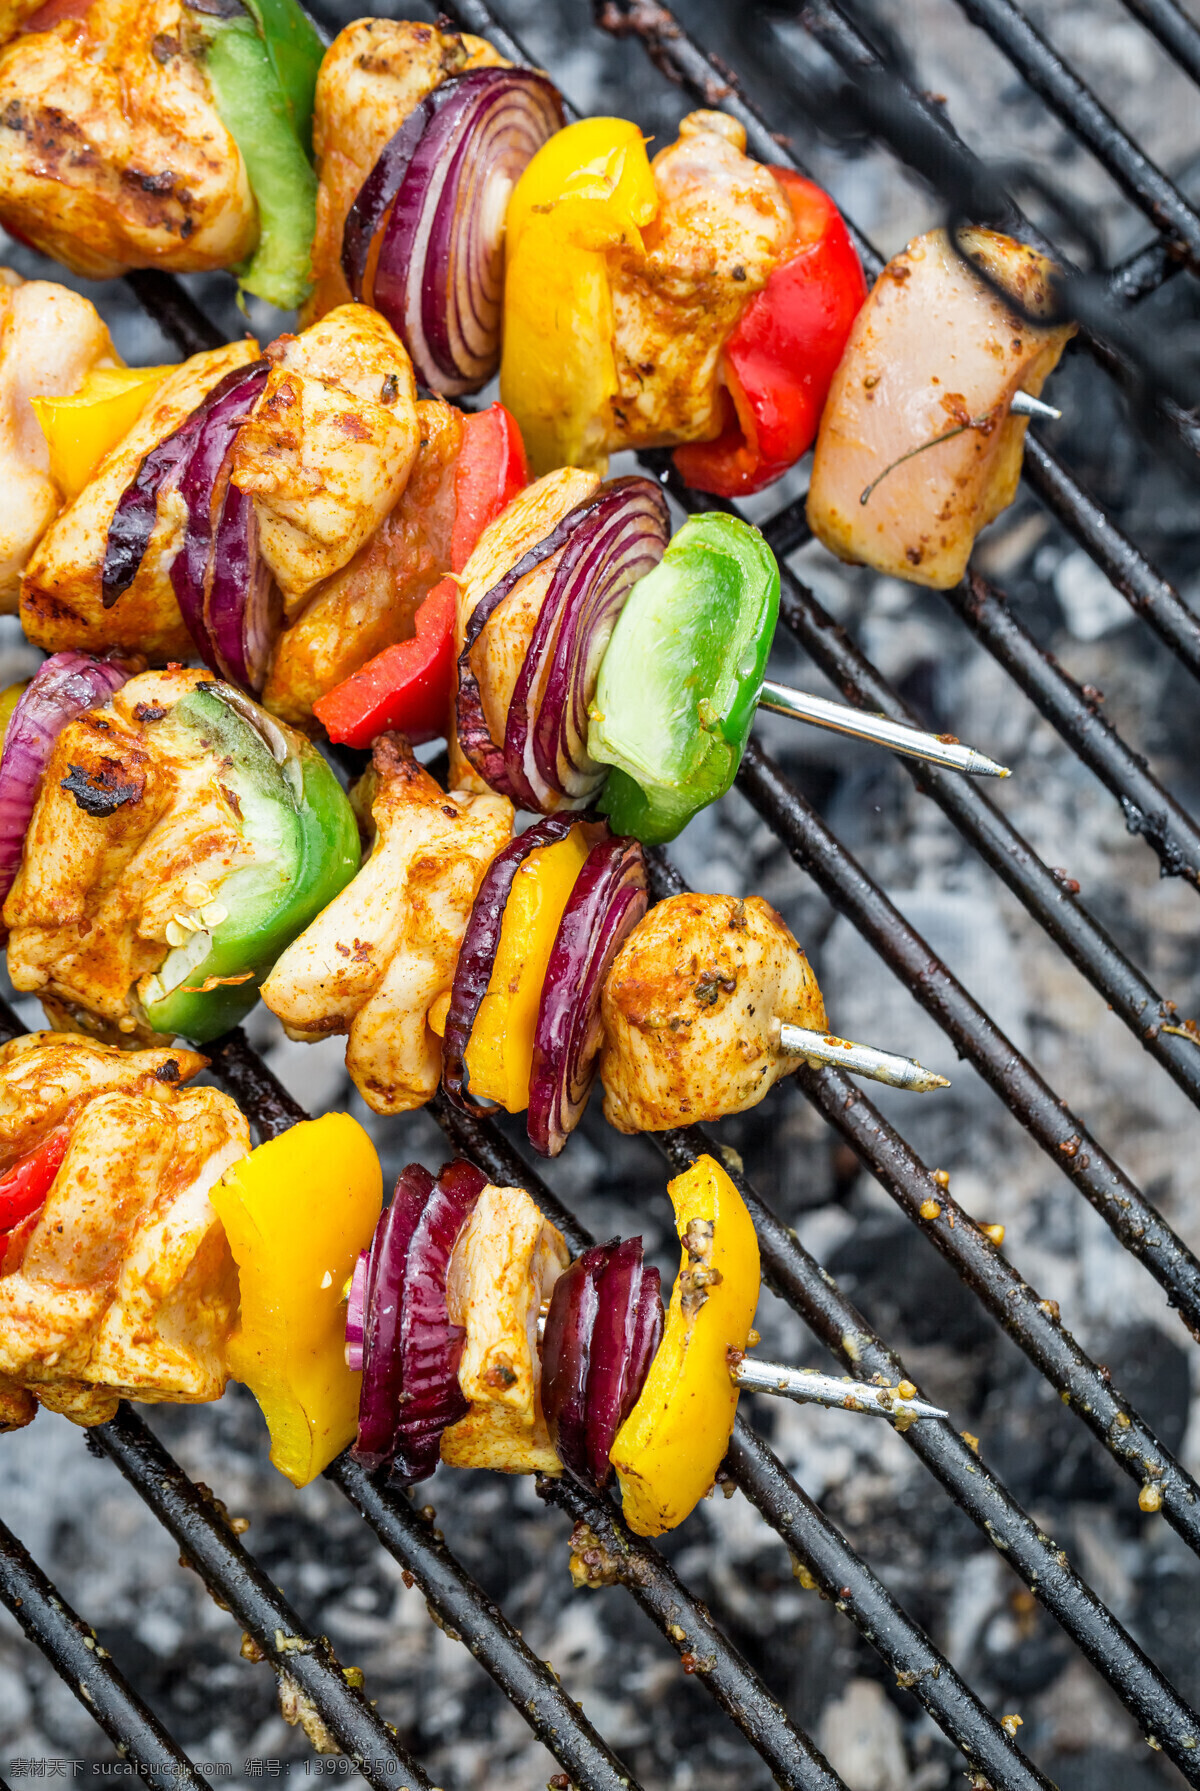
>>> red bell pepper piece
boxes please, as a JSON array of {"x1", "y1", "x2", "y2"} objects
[
  {"x1": 0, "y1": 1127, "x2": 69, "y2": 1234},
  {"x1": 674, "y1": 170, "x2": 867, "y2": 499},
  {"x1": 314, "y1": 403, "x2": 528, "y2": 749}
]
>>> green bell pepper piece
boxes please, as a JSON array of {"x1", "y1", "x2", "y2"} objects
[
  {"x1": 588, "y1": 513, "x2": 780, "y2": 845},
  {"x1": 138, "y1": 684, "x2": 360, "y2": 1043},
  {"x1": 187, "y1": 0, "x2": 322, "y2": 309}
]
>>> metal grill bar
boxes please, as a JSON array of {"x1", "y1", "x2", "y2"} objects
[
  {"x1": 1120, "y1": 0, "x2": 1200, "y2": 88},
  {"x1": 87, "y1": 1411, "x2": 436, "y2": 1791},
  {"x1": 0, "y1": 1518, "x2": 207, "y2": 1789},
  {"x1": 950, "y1": 0, "x2": 1200, "y2": 264}
]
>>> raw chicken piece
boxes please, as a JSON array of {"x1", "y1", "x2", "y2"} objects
[
  {"x1": 231, "y1": 305, "x2": 421, "y2": 612},
  {"x1": 0, "y1": 1033, "x2": 248, "y2": 1428},
  {"x1": 806, "y1": 227, "x2": 1076, "y2": 589},
  {"x1": 21, "y1": 340, "x2": 259, "y2": 660},
  {"x1": 263, "y1": 399, "x2": 463, "y2": 726},
  {"x1": 449, "y1": 466, "x2": 600, "y2": 789},
  {"x1": 440, "y1": 1182, "x2": 568, "y2": 1475},
  {"x1": 261, "y1": 735, "x2": 512, "y2": 1113},
  {"x1": 600, "y1": 893, "x2": 826, "y2": 1132},
  {"x1": 602, "y1": 111, "x2": 793, "y2": 459},
  {"x1": 0, "y1": 0, "x2": 256, "y2": 280},
  {"x1": 4, "y1": 667, "x2": 292, "y2": 1041},
  {"x1": 0, "y1": 271, "x2": 120, "y2": 609},
  {"x1": 306, "y1": 19, "x2": 506, "y2": 322}
]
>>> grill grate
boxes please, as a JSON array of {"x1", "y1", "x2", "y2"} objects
[{"x1": 6, "y1": 0, "x2": 1200, "y2": 1786}]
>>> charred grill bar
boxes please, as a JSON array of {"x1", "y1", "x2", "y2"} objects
[{"x1": 6, "y1": 0, "x2": 1200, "y2": 1788}]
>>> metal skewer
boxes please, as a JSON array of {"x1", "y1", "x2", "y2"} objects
[
  {"x1": 778, "y1": 1022, "x2": 951, "y2": 1092},
  {"x1": 732, "y1": 1357, "x2": 947, "y2": 1424},
  {"x1": 758, "y1": 682, "x2": 1011, "y2": 778},
  {"x1": 1010, "y1": 389, "x2": 1062, "y2": 421}
]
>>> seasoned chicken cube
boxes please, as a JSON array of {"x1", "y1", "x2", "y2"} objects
[
  {"x1": 263, "y1": 399, "x2": 463, "y2": 727},
  {"x1": 600, "y1": 893, "x2": 826, "y2": 1132},
  {"x1": 0, "y1": 1033, "x2": 248, "y2": 1428},
  {"x1": 0, "y1": 272, "x2": 120, "y2": 609},
  {"x1": 0, "y1": 0, "x2": 256, "y2": 281},
  {"x1": 21, "y1": 341, "x2": 260, "y2": 660},
  {"x1": 603, "y1": 112, "x2": 793, "y2": 460},
  {"x1": 806, "y1": 228, "x2": 1076, "y2": 590},
  {"x1": 449, "y1": 466, "x2": 600, "y2": 789},
  {"x1": 261, "y1": 735, "x2": 512, "y2": 1113},
  {"x1": 306, "y1": 19, "x2": 506, "y2": 322},
  {"x1": 440, "y1": 1182, "x2": 568, "y2": 1475},
  {"x1": 230, "y1": 305, "x2": 420, "y2": 613},
  {"x1": 3, "y1": 667, "x2": 302, "y2": 1041}
]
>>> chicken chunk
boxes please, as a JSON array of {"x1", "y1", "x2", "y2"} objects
[
  {"x1": 230, "y1": 305, "x2": 420, "y2": 614},
  {"x1": 306, "y1": 19, "x2": 506, "y2": 322},
  {"x1": 806, "y1": 228, "x2": 1076, "y2": 589},
  {"x1": 600, "y1": 893, "x2": 826, "y2": 1132},
  {"x1": 21, "y1": 340, "x2": 260, "y2": 660},
  {"x1": 440, "y1": 1182, "x2": 568, "y2": 1475},
  {"x1": 263, "y1": 399, "x2": 462, "y2": 727},
  {"x1": 0, "y1": 271, "x2": 120, "y2": 609},
  {"x1": 449, "y1": 465, "x2": 600, "y2": 789},
  {"x1": 261, "y1": 734, "x2": 512, "y2": 1113},
  {"x1": 0, "y1": 1033, "x2": 248, "y2": 1427},
  {"x1": 0, "y1": 0, "x2": 256, "y2": 281},
  {"x1": 601, "y1": 111, "x2": 793, "y2": 460},
  {"x1": 4, "y1": 666, "x2": 293, "y2": 1040}
]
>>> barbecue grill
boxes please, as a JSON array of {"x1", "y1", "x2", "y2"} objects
[{"x1": 5, "y1": 0, "x2": 1200, "y2": 1785}]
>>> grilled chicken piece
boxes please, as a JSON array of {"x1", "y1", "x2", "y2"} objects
[
  {"x1": 0, "y1": 0, "x2": 256, "y2": 281},
  {"x1": 806, "y1": 228, "x2": 1076, "y2": 589},
  {"x1": 440, "y1": 1182, "x2": 568, "y2": 1475},
  {"x1": 261, "y1": 735, "x2": 512, "y2": 1113},
  {"x1": 0, "y1": 1033, "x2": 248, "y2": 1428},
  {"x1": 231, "y1": 305, "x2": 420, "y2": 614},
  {"x1": 21, "y1": 340, "x2": 259, "y2": 660},
  {"x1": 0, "y1": 271, "x2": 120, "y2": 609},
  {"x1": 449, "y1": 466, "x2": 600, "y2": 789},
  {"x1": 263, "y1": 399, "x2": 462, "y2": 727},
  {"x1": 4, "y1": 666, "x2": 282, "y2": 1040},
  {"x1": 306, "y1": 19, "x2": 506, "y2": 322},
  {"x1": 600, "y1": 893, "x2": 826, "y2": 1132},
  {"x1": 600, "y1": 111, "x2": 793, "y2": 463}
]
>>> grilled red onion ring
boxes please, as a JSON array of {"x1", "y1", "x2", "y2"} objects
[
  {"x1": 527, "y1": 833, "x2": 648, "y2": 1157},
  {"x1": 102, "y1": 360, "x2": 267, "y2": 610},
  {"x1": 540, "y1": 1241, "x2": 614, "y2": 1482},
  {"x1": 353, "y1": 1163, "x2": 432, "y2": 1470},
  {"x1": 343, "y1": 68, "x2": 564, "y2": 396},
  {"x1": 0, "y1": 652, "x2": 136, "y2": 907},
  {"x1": 457, "y1": 478, "x2": 669, "y2": 812}
]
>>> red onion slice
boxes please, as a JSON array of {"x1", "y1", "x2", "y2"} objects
[
  {"x1": 0, "y1": 653, "x2": 134, "y2": 907},
  {"x1": 353, "y1": 68, "x2": 563, "y2": 396},
  {"x1": 440, "y1": 813, "x2": 580, "y2": 1115},
  {"x1": 584, "y1": 1237, "x2": 645, "y2": 1487},
  {"x1": 456, "y1": 478, "x2": 668, "y2": 811},
  {"x1": 171, "y1": 363, "x2": 272, "y2": 692},
  {"x1": 527, "y1": 835, "x2": 649, "y2": 1157},
  {"x1": 102, "y1": 360, "x2": 267, "y2": 611},
  {"x1": 354, "y1": 1163, "x2": 433, "y2": 1470},
  {"x1": 506, "y1": 478, "x2": 669, "y2": 811},
  {"x1": 391, "y1": 1156, "x2": 488, "y2": 1485},
  {"x1": 344, "y1": 1248, "x2": 370, "y2": 1372},
  {"x1": 540, "y1": 1241, "x2": 615, "y2": 1483}
]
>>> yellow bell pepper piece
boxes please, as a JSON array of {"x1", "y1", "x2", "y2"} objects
[
  {"x1": 611, "y1": 1153, "x2": 760, "y2": 1536},
  {"x1": 463, "y1": 824, "x2": 592, "y2": 1110},
  {"x1": 501, "y1": 118, "x2": 658, "y2": 475},
  {"x1": 0, "y1": 680, "x2": 28, "y2": 746},
  {"x1": 32, "y1": 364, "x2": 175, "y2": 504},
  {"x1": 210, "y1": 1113, "x2": 383, "y2": 1488}
]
